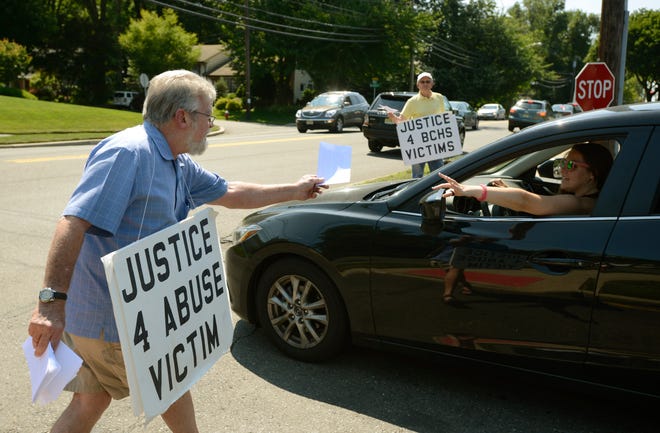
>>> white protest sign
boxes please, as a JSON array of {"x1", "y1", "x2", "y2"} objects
[
  {"x1": 101, "y1": 207, "x2": 232, "y2": 423},
  {"x1": 396, "y1": 112, "x2": 462, "y2": 165}
]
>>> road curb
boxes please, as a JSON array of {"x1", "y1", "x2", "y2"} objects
[{"x1": 1, "y1": 126, "x2": 225, "y2": 149}]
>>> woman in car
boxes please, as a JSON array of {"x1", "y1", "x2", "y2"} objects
[{"x1": 435, "y1": 142, "x2": 613, "y2": 216}]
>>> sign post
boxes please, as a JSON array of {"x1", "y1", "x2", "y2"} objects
[{"x1": 574, "y1": 62, "x2": 615, "y2": 111}]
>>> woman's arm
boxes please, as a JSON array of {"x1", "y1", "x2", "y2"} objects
[{"x1": 435, "y1": 173, "x2": 595, "y2": 216}]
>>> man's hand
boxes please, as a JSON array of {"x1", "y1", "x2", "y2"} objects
[
  {"x1": 28, "y1": 301, "x2": 66, "y2": 357},
  {"x1": 295, "y1": 175, "x2": 329, "y2": 200}
]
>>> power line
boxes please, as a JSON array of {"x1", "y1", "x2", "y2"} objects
[{"x1": 147, "y1": 0, "x2": 381, "y2": 42}]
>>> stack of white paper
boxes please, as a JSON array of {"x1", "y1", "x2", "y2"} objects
[{"x1": 23, "y1": 337, "x2": 82, "y2": 404}]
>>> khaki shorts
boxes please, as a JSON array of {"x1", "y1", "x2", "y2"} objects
[{"x1": 62, "y1": 332, "x2": 130, "y2": 400}]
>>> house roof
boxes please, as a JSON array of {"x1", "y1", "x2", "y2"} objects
[{"x1": 195, "y1": 44, "x2": 234, "y2": 76}]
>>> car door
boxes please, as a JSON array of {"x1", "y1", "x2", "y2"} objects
[
  {"x1": 369, "y1": 130, "x2": 639, "y2": 366},
  {"x1": 586, "y1": 127, "x2": 660, "y2": 379}
]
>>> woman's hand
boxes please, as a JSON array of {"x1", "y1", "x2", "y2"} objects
[{"x1": 433, "y1": 173, "x2": 480, "y2": 199}]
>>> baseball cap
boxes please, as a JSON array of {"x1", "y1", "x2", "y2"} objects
[{"x1": 417, "y1": 72, "x2": 433, "y2": 82}]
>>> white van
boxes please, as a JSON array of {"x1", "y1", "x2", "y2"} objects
[{"x1": 113, "y1": 91, "x2": 140, "y2": 108}]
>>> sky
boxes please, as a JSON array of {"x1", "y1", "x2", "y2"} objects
[{"x1": 497, "y1": 0, "x2": 657, "y2": 15}]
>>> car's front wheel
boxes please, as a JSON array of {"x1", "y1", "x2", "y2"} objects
[
  {"x1": 297, "y1": 125, "x2": 307, "y2": 133},
  {"x1": 331, "y1": 117, "x2": 344, "y2": 133},
  {"x1": 256, "y1": 258, "x2": 349, "y2": 362}
]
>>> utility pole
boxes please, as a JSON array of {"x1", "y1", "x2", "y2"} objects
[
  {"x1": 244, "y1": 0, "x2": 251, "y2": 120},
  {"x1": 598, "y1": 0, "x2": 627, "y2": 105}
]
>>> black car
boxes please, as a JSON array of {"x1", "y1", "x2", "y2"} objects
[
  {"x1": 226, "y1": 102, "x2": 660, "y2": 397},
  {"x1": 450, "y1": 100, "x2": 479, "y2": 130},
  {"x1": 362, "y1": 91, "x2": 465, "y2": 153},
  {"x1": 295, "y1": 91, "x2": 369, "y2": 133},
  {"x1": 508, "y1": 98, "x2": 555, "y2": 131}
]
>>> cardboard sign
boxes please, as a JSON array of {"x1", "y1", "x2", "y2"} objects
[
  {"x1": 396, "y1": 112, "x2": 462, "y2": 165},
  {"x1": 101, "y1": 207, "x2": 232, "y2": 423}
]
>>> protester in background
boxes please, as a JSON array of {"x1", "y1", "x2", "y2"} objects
[
  {"x1": 387, "y1": 71, "x2": 446, "y2": 179},
  {"x1": 27, "y1": 69, "x2": 327, "y2": 433}
]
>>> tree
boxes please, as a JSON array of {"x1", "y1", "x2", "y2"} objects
[
  {"x1": 214, "y1": 0, "x2": 419, "y2": 106},
  {"x1": 0, "y1": 39, "x2": 31, "y2": 87},
  {"x1": 504, "y1": 0, "x2": 598, "y2": 103},
  {"x1": 626, "y1": 9, "x2": 660, "y2": 102},
  {"x1": 118, "y1": 9, "x2": 200, "y2": 84}
]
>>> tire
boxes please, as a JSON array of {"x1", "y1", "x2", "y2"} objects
[
  {"x1": 368, "y1": 140, "x2": 383, "y2": 153},
  {"x1": 331, "y1": 117, "x2": 344, "y2": 133},
  {"x1": 459, "y1": 127, "x2": 466, "y2": 145},
  {"x1": 472, "y1": 118, "x2": 479, "y2": 130},
  {"x1": 256, "y1": 258, "x2": 349, "y2": 362},
  {"x1": 508, "y1": 122, "x2": 515, "y2": 132},
  {"x1": 297, "y1": 125, "x2": 307, "y2": 133}
]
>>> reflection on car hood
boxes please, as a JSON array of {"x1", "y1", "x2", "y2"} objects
[
  {"x1": 302, "y1": 104, "x2": 339, "y2": 113},
  {"x1": 240, "y1": 181, "x2": 404, "y2": 224}
]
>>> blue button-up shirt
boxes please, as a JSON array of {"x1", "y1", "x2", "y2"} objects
[{"x1": 63, "y1": 122, "x2": 228, "y2": 341}]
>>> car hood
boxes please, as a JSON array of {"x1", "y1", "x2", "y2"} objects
[{"x1": 302, "y1": 104, "x2": 340, "y2": 113}]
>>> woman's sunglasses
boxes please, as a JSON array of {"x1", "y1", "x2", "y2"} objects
[
  {"x1": 554, "y1": 158, "x2": 590, "y2": 170},
  {"x1": 552, "y1": 158, "x2": 590, "y2": 178}
]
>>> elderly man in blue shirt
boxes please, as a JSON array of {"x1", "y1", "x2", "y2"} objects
[{"x1": 28, "y1": 69, "x2": 326, "y2": 433}]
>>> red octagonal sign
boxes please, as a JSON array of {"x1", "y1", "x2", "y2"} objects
[{"x1": 574, "y1": 62, "x2": 615, "y2": 111}]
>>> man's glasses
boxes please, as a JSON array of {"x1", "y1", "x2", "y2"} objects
[
  {"x1": 418, "y1": 80, "x2": 432, "y2": 84},
  {"x1": 191, "y1": 110, "x2": 216, "y2": 127},
  {"x1": 553, "y1": 158, "x2": 590, "y2": 177}
]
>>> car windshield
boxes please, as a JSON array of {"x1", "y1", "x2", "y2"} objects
[
  {"x1": 482, "y1": 104, "x2": 497, "y2": 109},
  {"x1": 310, "y1": 94, "x2": 343, "y2": 106}
]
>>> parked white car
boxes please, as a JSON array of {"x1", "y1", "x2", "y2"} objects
[
  {"x1": 112, "y1": 90, "x2": 140, "y2": 109},
  {"x1": 477, "y1": 103, "x2": 506, "y2": 120}
]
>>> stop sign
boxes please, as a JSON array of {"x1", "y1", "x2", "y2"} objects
[{"x1": 574, "y1": 62, "x2": 615, "y2": 111}]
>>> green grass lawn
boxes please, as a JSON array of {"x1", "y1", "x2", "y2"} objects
[
  {"x1": 0, "y1": 96, "x2": 290, "y2": 144},
  {"x1": 0, "y1": 95, "x2": 145, "y2": 144}
]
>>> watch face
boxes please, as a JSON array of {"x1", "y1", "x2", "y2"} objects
[{"x1": 39, "y1": 289, "x2": 54, "y2": 302}]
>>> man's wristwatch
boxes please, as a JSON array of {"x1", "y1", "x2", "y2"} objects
[{"x1": 39, "y1": 287, "x2": 68, "y2": 303}]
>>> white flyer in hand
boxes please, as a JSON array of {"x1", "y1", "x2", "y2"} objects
[{"x1": 23, "y1": 337, "x2": 82, "y2": 405}]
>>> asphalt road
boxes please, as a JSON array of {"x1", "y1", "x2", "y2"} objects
[{"x1": 1, "y1": 120, "x2": 655, "y2": 432}]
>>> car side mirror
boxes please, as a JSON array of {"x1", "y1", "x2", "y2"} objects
[
  {"x1": 538, "y1": 159, "x2": 559, "y2": 179},
  {"x1": 420, "y1": 190, "x2": 446, "y2": 235}
]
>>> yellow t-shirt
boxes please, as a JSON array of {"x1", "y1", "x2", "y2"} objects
[{"x1": 400, "y1": 92, "x2": 445, "y2": 119}]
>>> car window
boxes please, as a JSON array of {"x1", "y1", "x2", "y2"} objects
[
  {"x1": 311, "y1": 94, "x2": 342, "y2": 106},
  {"x1": 438, "y1": 140, "x2": 620, "y2": 218},
  {"x1": 376, "y1": 96, "x2": 409, "y2": 111},
  {"x1": 518, "y1": 101, "x2": 544, "y2": 110}
]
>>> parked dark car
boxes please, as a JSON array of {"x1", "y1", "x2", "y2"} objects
[
  {"x1": 552, "y1": 102, "x2": 584, "y2": 116},
  {"x1": 477, "y1": 103, "x2": 506, "y2": 120},
  {"x1": 450, "y1": 100, "x2": 479, "y2": 130},
  {"x1": 226, "y1": 102, "x2": 660, "y2": 398},
  {"x1": 295, "y1": 91, "x2": 369, "y2": 133},
  {"x1": 362, "y1": 91, "x2": 465, "y2": 153},
  {"x1": 508, "y1": 99, "x2": 555, "y2": 131}
]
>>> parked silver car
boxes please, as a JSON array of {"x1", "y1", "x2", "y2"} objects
[{"x1": 295, "y1": 91, "x2": 369, "y2": 133}]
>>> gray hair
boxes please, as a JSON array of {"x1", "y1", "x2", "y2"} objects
[{"x1": 142, "y1": 70, "x2": 216, "y2": 126}]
